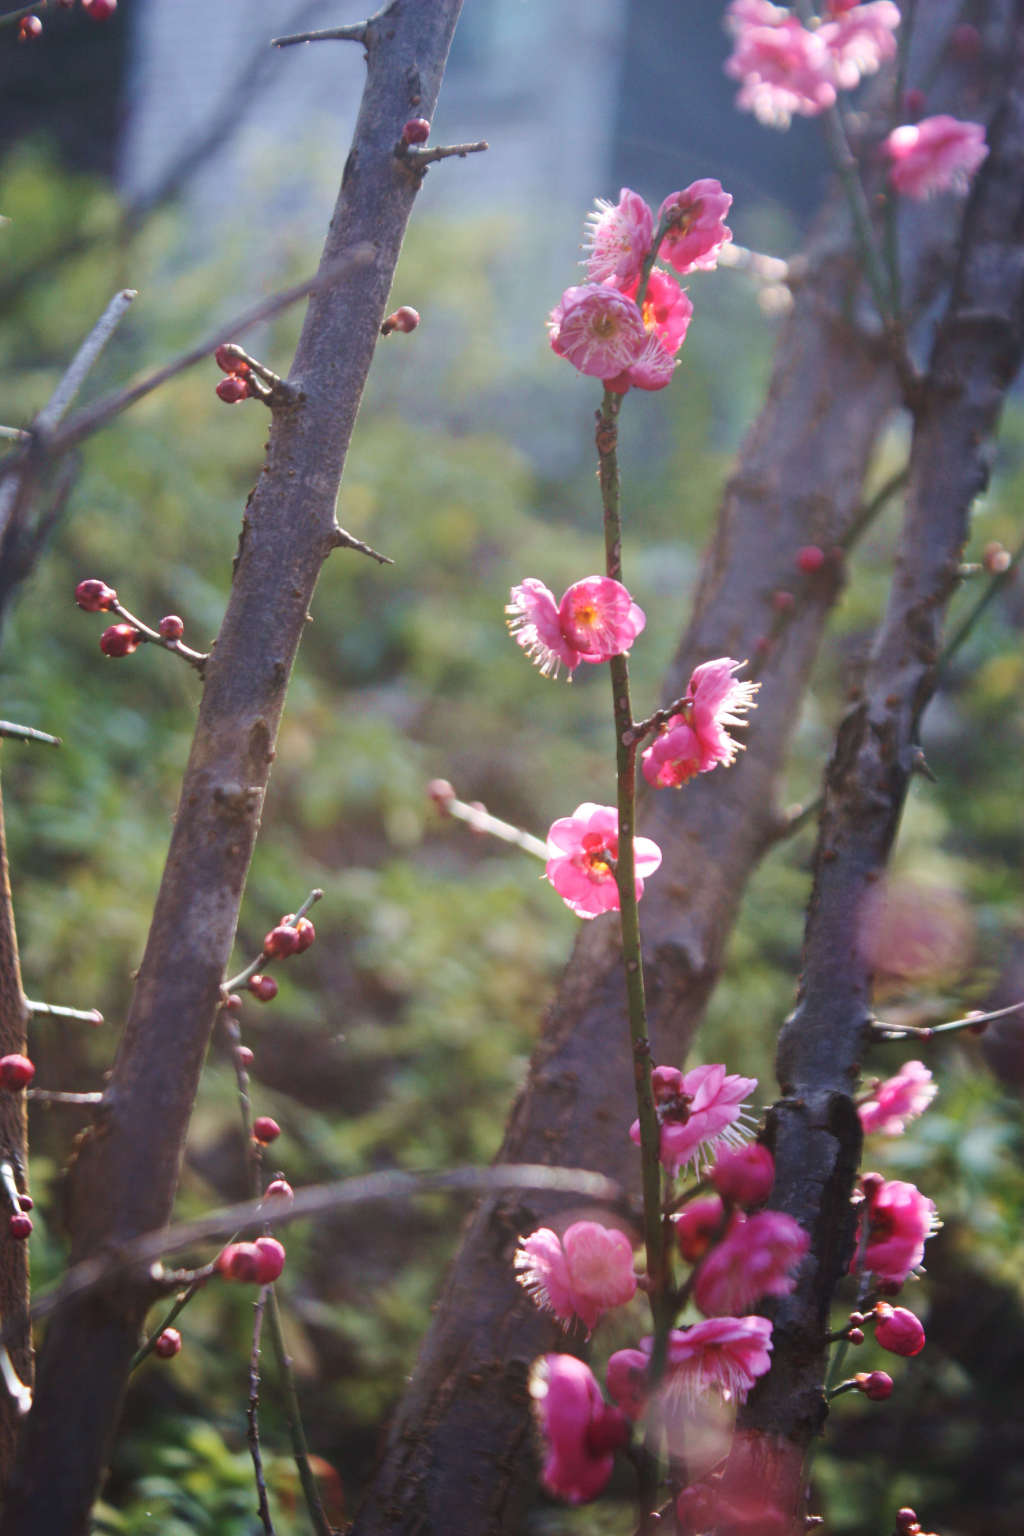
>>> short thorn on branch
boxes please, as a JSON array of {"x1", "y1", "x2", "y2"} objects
[
  {"x1": 271, "y1": 23, "x2": 368, "y2": 48},
  {"x1": 26, "y1": 1089, "x2": 104, "y2": 1106},
  {"x1": 25, "y1": 999, "x2": 103, "y2": 1025},
  {"x1": 395, "y1": 138, "x2": 489, "y2": 177},
  {"x1": 330, "y1": 524, "x2": 394, "y2": 566}
]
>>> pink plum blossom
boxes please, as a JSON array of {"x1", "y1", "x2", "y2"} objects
[
  {"x1": 582, "y1": 188, "x2": 654, "y2": 289},
  {"x1": 545, "y1": 803, "x2": 662, "y2": 919},
  {"x1": 673, "y1": 1196, "x2": 726, "y2": 1262},
  {"x1": 859, "y1": 1060, "x2": 937, "y2": 1136},
  {"x1": 821, "y1": 2, "x2": 900, "y2": 90},
  {"x1": 725, "y1": 12, "x2": 837, "y2": 128},
  {"x1": 874, "y1": 1302, "x2": 926, "y2": 1357},
  {"x1": 661, "y1": 1316, "x2": 774, "y2": 1405},
  {"x1": 605, "y1": 270, "x2": 694, "y2": 394},
  {"x1": 709, "y1": 1142, "x2": 776, "y2": 1207},
  {"x1": 641, "y1": 657, "x2": 759, "y2": 788},
  {"x1": 725, "y1": 0, "x2": 790, "y2": 28},
  {"x1": 548, "y1": 283, "x2": 648, "y2": 379},
  {"x1": 630, "y1": 1062, "x2": 758, "y2": 1177},
  {"x1": 605, "y1": 333, "x2": 680, "y2": 394},
  {"x1": 856, "y1": 1176, "x2": 940, "y2": 1285},
  {"x1": 883, "y1": 115, "x2": 988, "y2": 198},
  {"x1": 506, "y1": 575, "x2": 645, "y2": 680},
  {"x1": 529, "y1": 1354, "x2": 629, "y2": 1504},
  {"x1": 514, "y1": 1220, "x2": 638, "y2": 1334},
  {"x1": 693, "y1": 1209, "x2": 809, "y2": 1316},
  {"x1": 657, "y1": 181, "x2": 734, "y2": 275}
]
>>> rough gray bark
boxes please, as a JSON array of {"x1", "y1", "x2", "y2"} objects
[
  {"x1": 1, "y1": 3, "x2": 464, "y2": 1531},
  {"x1": 730, "y1": 7, "x2": 1024, "y2": 1522},
  {"x1": 351, "y1": 10, "x2": 1017, "y2": 1530}
]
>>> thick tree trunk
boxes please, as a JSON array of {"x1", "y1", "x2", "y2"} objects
[{"x1": 1, "y1": 4, "x2": 464, "y2": 1531}]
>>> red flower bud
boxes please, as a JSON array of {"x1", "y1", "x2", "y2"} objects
[
  {"x1": 158, "y1": 614, "x2": 184, "y2": 641},
  {"x1": 854, "y1": 1370, "x2": 894, "y2": 1401},
  {"x1": 99, "y1": 624, "x2": 142, "y2": 658},
  {"x1": 874, "y1": 1304, "x2": 925, "y2": 1357},
  {"x1": 223, "y1": 993, "x2": 243, "y2": 1012},
  {"x1": 217, "y1": 1242, "x2": 262, "y2": 1282},
  {"x1": 771, "y1": 589, "x2": 795, "y2": 613},
  {"x1": 264, "y1": 1178, "x2": 294, "y2": 1205},
  {"x1": 293, "y1": 917, "x2": 315, "y2": 952},
  {"x1": 263, "y1": 925, "x2": 300, "y2": 959},
  {"x1": 673, "y1": 1197, "x2": 725, "y2": 1262},
  {"x1": 0, "y1": 1054, "x2": 35, "y2": 1090},
  {"x1": 381, "y1": 305, "x2": 421, "y2": 335},
  {"x1": 248, "y1": 974, "x2": 278, "y2": 1002},
  {"x1": 401, "y1": 118, "x2": 431, "y2": 145},
  {"x1": 8, "y1": 1214, "x2": 32, "y2": 1240},
  {"x1": 75, "y1": 578, "x2": 118, "y2": 612},
  {"x1": 846, "y1": 1326, "x2": 865, "y2": 1345},
  {"x1": 214, "y1": 344, "x2": 249, "y2": 376},
  {"x1": 427, "y1": 779, "x2": 455, "y2": 811},
  {"x1": 18, "y1": 16, "x2": 43, "y2": 41},
  {"x1": 154, "y1": 1327, "x2": 182, "y2": 1359},
  {"x1": 982, "y1": 541, "x2": 1011, "y2": 575},
  {"x1": 236, "y1": 1045, "x2": 254, "y2": 1069},
  {"x1": 216, "y1": 375, "x2": 250, "y2": 404},
  {"x1": 796, "y1": 544, "x2": 825, "y2": 574},
  {"x1": 83, "y1": 0, "x2": 117, "y2": 19},
  {"x1": 252, "y1": 1115, "x2": 281, "y2": 1145},
  {"x1": 252, "y1": 1236, "x2": 286, "y2": 1283},
  {"x1": 18, "y1": 1194, "x2": 33, "y2": 1212}
]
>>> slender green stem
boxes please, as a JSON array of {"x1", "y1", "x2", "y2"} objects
[
  {"x1": 595, "y1": 390, "x2": 670, "y2": 1374},
  {"x1": 265, "y1": 1289, "x2": 332, "y2": 1536}
]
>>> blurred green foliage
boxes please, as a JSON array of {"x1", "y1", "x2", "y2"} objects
[{"x1": 1, "y1": 137, "x2": 1023, "y2": 1536}]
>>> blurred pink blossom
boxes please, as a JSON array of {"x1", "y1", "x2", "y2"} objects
[
  {"x1": 725, "y1": 12, "x2": 837, "y2": 128},
  {"x1": 548, "y1": 283, "x2": 648, "y2": 378},
  {"x1": 505, "y1": 575, "x2": 645, "y2": 680},
  {"x1": 545, "y1": 803, "x2": 662, "y2": 919},
  {"x1": 630, "y1": 1062, "x2": 758, "y2": 1177},
  {"x1": 856, "y1": 1176, "x2": 940, "y2": 1285},
  {"x1": 709, "y1": 1142, "x2": 776, "y2": 1207},
  {"x1": 583, "y1": 188, "x2": 654, "y2": 288},
  {"x1": 821, "y1": 2, "x2": 900, "y2": 90},
  {"x1": 606, "y1": 1346, "x2": 650, "y2": 1420},
  {"x1": 673, "y1": 1196, "x2": 726, "y2": 1262},
  {"x1": 693, "y1": 1210, "x2": 809, "y2": 1316},
  {"x1": 514, "y1": 1220, "x2": 637, "y2": 1334},
  {"x1": 641, "y1": 657, "x2": 759, "y2": 788},
  {"x1": 658, "y1": 181, "x2": 734, "y2": 274},
  {"x1": 884, "y1": 115, "x2": 988, "y2": 198},
  {"x1": 859, "y1": 1060, "x2": 937, "y2": 1136},
  {"x1": 529, "y1": 1354, "x2": 629, "y2": 1504}
]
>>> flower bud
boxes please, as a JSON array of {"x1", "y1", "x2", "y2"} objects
[
  {"x1": 100, "y1": 624, "x2": 142, "y2": 658},
  {"x1": 75, "y1": 579, "x2": 117, "y2": 612},
  {"x1": 874, "y1": 1304, "x2": 925, "y2": 1356},
  {"x1": 264, "y1": 1178, "x2": 294, "y2": 1206},
  {"x1": 427, "y1": 779, "x2": 455, "y2": 811},
  {"x1": 771, "y1": 589, "x2": 795, "y2": 613},
  {"x1": 401, "y1": 118, "x2": 431, "y2": 145},
  {"x1": 158, "y1": 614, "x2": 184, "y2": 641},
  {"x1": 796, "y1": 545, "x2": 825, "y2": 574},
  {"x1": 854, "y1": 1370, "x2": 894, "y2": 1401},
  {"x1": 214, "y1": 344, "x2": 248, "y2": 376},
  {"x1": 18, "y1": 1194, "x2": 33, "y2": 1212},
  {"x1": 216, "y1": 376, "x2": 250, "y2": 404},
  {"x1": 248, "y1": 974, "x2": 278, "y2": 1002},
  {"x1": 252, "y1": 1236, "x2": 286, "y2": 1283},
  {"x1": 264, "y1": 924, "x2": 301, "y2": 959},
  {"x1": 83, "y1": 0, "x2": 118, "y2": 18},
  {"x1": 0, "y1": 1055, "x2": 35, "y2": 1090},
  {"x1": 252, "y1": 1115, "x2": 281, "y2": 1145},
  {"x1": 381, "y1": 305, "x2": 421, "y2": 335},
  {"x1": 8, "y1": 1214, "x2": 32, "y2": 1240},
  {"x1": 154, "y1": 1327, "x2": 182, "y2": 1359},
  {"x1": 217, "y1": 1242, "x2": 262, "y2": 1282},
  {"x1": 18, "y1": 15, "x2": 43, "y2": 40},
  {"x1": 982, "y1": 541, "x2": 1011, "y2": 574},
  {"x1": 846, "y1": 1326, "x2": 865, "y2": 1345},
  {"x1": 236, "y1": 1045, "x2": 254, "y2": 1069},
  {"x1": 709, "y1": 1143, "x2": 775, "y2": 1207}
]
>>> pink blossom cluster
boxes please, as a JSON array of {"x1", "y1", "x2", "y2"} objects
[
  {"x1": 724, "y1": 0, "x2": 900, "y2": 129},
  {"x1": 882, "y1": 115, "x2": 989, "y2": 199},
  {"x1": 548, "y1": 180, "x2": 732, "y2": 391},
  {"x1": 641, "y1": 657, "x2": 759, "y2": 788},
  {"x1": 629, "y1": 1062, "x2": 758, "y2": 1177}
]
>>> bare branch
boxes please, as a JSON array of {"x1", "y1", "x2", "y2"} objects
[{"x1": 273, "y1": 23, "x2": 369, "y2": 47}]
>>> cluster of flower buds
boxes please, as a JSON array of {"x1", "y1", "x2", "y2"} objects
[
  {"x1": 75, "y1": 579, "x2": 204, "y2": 667},
  {"x1": 242, "y1": 911, "x2": 317, "y2": 1005},
  {"x1": 217, "y1": 1235, "x2": 286, "y2": 1285},
  {"x1": 214, "y1": 343, "x2": 251, "y2": 404}
]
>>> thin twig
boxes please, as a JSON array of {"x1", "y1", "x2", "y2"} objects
[
  {"x1": 398, "y1": 140, "x2": 488, "y2": 170},
  {"x1": 0, "y1": 430, "x2": 29, "y2": 444},
  {"x1": 24, "y1": 1000, "x2": 102, "y2": 1024},
  {"x1": 266, "y1": 1290, "x2": 331, "y2": 1536},
  {"x1": 330, "y1": 524, "x2": 394, "y2": 566},
  {"x1": 272, "y1": 22, "x2": 368, "y2": 46},
  {"x1": 436, "y1": 791, "x2": 547, "y2": 861},
  {"x1": 0, "y1": 249, "x2": 374, "y2": 475},
  {"x1": 0, "y1": 724, "x2": 61, "y2": 749},
  {"x1": 872, "y1": 996, "x2": 1024, "y2": 1041},
  {"x1": 25, "y1": 1090, "x2": 102, "y2": 1106},
  {"x1": 247, "y1": 1291, "x2": 278, "y2": 1536}
]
